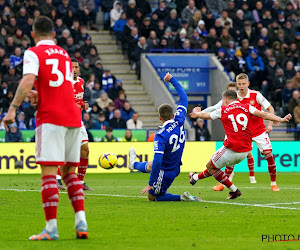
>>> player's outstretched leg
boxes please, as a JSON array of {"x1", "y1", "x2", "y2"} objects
[
  {"x1": 213, "y1": 166, "x2": 234, "y2": 191},
  {"x1": 247, "y1": 153, "x2": 256, "y2": 183},
  {"x1": 264, "y1": 150, "x2": 279, "y2": 191},
  {"x1": 148, "y1": 191, "x2": 201, "y2": 202},
  {"x1": 62, "y1": 169, "x2": 88, "y2": 239},
  {"x1": 78, "y1": 143, "x2": 93, "y2": 191},
  {"x1": 128, "y1": 147, "x2": 151, "y2": 173},
  {"x1": 29, "y1": 170, "x2": 59, "y2": 240},
  {"x1": 56, "y1": 167, "x2": 65, "y2": 190}
]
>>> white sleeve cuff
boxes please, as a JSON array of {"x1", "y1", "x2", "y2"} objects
[{"x1": 23, "y1": 50, "x2": 39, "y2": 76}]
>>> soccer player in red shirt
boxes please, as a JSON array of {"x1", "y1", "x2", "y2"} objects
[
  {"x1": 3, "y1": 16, "x2": 88, "y2": 240},
  {"x1": 56, "y1": 58, "x2": 93, "y2": 191},
  {"x1": 189, "y1": 90, "x2": 291, "y2": 199},
  {"x1": 236, "y1": 73, "x2": 280, "y2": 191}
]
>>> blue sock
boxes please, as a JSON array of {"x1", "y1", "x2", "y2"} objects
[
  {"x1": 155, "y1": 193, "x2": 181, "y2": 201},
  {"x1": 134, "y1": 161, "x2": 149, "y2": 173}
]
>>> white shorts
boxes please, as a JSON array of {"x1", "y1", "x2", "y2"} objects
[
  {"x1": 252, "y1": 132, "x2": 272, "y2": 152},
  {"x1": 80, "y1": 122, "x2": 89, "y2": 146},
  {"x1": 211, "y1": 146, "x2": 249, "y2": 169},
  {"x1": 35, "y1": 123, "x2": 81, "y2": 166}
]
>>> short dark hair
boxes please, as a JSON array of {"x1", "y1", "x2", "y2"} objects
[
  {"x1": 226, "y1": 82, "x2": 237, "y2": 89},
  {"x1": 158, "y1": 104, "x2": 173, "y2": 121},
  {"x1": 33, "y1": 16, "x2": 54, "y2": 37},
  {"x1": 106, "y1": 127, "x2": 113, "y2": 132},
  {"x1": 71, "y1": 58, "x2": 79, "y2": 63},
  {"x1": 222, "y1": 90, "x2": 237, "y2": 100}
]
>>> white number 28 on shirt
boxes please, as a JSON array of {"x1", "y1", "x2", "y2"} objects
[
  {"x1": 228, "y1": 113, "x2": 248, "y2": 132},
  {"x1": 46, "y1": 59, "x2": 73, "y2": 87}
]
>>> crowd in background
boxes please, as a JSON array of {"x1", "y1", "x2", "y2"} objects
[{"x1": 0, "y1": 0, "x2": 300, "y2": 141}]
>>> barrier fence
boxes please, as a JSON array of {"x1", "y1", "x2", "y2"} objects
[{"x1": 0, "y1": 141, "x2": 299, "y2": 174}]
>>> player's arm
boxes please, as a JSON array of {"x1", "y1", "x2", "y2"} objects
[
  {"x1": 250, "y1": 105, "x2": 292, "y2": 123},
  {"x1": 164, "y1": 72, "x2": 188, "y2": 109},
  {"x1": 256, "y1": 92, "x2": 276, "y2": 132},
  {"x1": 3, "y1": 74, "x2": 35, "y2": 129},
  {"x1": 190, "y1": 107, "x2": 221, "y2": 120},
  {"x1": 201, "y1": 100, "x2": 222, "y2": 113}
]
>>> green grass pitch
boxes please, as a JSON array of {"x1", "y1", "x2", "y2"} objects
[{"x1": 0, "y1": 173, "x2": 300, "y2": 250}]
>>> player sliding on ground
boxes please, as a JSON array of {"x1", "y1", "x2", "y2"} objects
[
  {"x1": 202, "y1": 82, "x2": 257, "y2": 192},
  {"x1": 57, "y1": 58, "x2": 93, "y2": 191},
  {"x1": 128, "y1": 72, "x2": 201, "y2": 202},
  {"x1": 189, "y1": 90, "x2": 291, "y2": 199},
  {"x1": 4, "y1": 16, "x2": 88, "y2": 240}
]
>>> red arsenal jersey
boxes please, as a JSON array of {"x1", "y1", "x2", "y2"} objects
[
  {"x1": 73, "y1": 77, "x2": 84, "y2": 110},
  {"x1": 237, "y1": 89, "x2": 271, "y2": 137},
  {"x1": 23, "y1": 40, "x2": 81, "y2": 128},
  {"x1": 211, "y1": 101, "x2": 257, "y2": 152}
]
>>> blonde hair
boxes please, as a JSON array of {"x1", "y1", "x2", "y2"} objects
[{"x1": 236, "y1": 73, "x2": 249, "y2": 82}]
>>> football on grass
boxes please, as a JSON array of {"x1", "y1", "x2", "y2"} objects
[{"x1": 99, "y1": 153, "x2": 118, "y2": 169}]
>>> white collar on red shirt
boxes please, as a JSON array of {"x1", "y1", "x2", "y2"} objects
[
  {"x1": 36, "y1": 39, "x2": 56, "y2": 46},
  {"x1": 159, "y1": 119, "x2": 175, "y2": 128},
  {"x1": 73, "y1": 77, "x2": 81, "y2": 84},
  {"x1": 228, "y1": 101, "x2": 240, "y2": 106},
  {"x1": 237, "y1": 89, "x2": 250, "y2": 100}
]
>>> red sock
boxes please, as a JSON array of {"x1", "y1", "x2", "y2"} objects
[
  {"x1": 212, "y1": 169, "x2": 233, "y2": 189},
  {"x1": 63, "y1": 173, "x2": 85, "y2": 212},
  {"x1": 265, "y1": 151, "x2": 276, "y2": 182},
  {"x1": 78, "y1": 158, "x2": 88, "y2": 182},
  {"x1": 224, "y1": 166, "x2": 234, "y2": 178},
  {"x1": 41, "y1": 175, "x2": 59, "y2": 221},
  {"x1": 247, "y1": 155, "x2": 255, "y2": 177},
  {"x1": 57, "y1": 167, "x2": 61, "y2": 177},
  {"x1": 197, "y1": 169, "x2": 211, "y2": 179}
]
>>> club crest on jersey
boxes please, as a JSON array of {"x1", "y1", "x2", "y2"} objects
[{"x1": 250, "y1": 100, "x2": 255, "y2": 105}]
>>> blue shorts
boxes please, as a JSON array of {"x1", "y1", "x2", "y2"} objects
[{"x1": 149, "y1": 170, "x2": 179, "y2": 197}]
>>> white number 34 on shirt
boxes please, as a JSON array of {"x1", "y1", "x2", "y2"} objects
[{"x1": 46, "y1": 59, "x2": 73, "y2": 87}]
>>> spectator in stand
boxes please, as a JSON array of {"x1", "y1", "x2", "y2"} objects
[
  {"x1": 175, "y1": 28, "x2": 187, "y2": 49},
  {"x1": 109, "y1": 109, "x2": 127, "y2": 129},
  {"x1": 153, "y1": 1, "x2": 169, "y2": 20},
  {"x1": 94, "y1": 60, "x2": 103, "y2": 83},
  {"x1": 188, "y1": 10, "x2": 202, "y2": 32},
  {"x1": 0, "y1": 28, "x2": 8, "y2": 48},
  {"x1": 82, "y1": 112, "x2": 93, "y2": 129},
  {"x1": 2, "y1": 7, "x2": 15, "y2": 27},
  {"x1": 114, "y1": 12, "x2": 127, "y2": 42},
  {"x1": 73, "y1": 48, "x2": 83, "y2": 63},
  {"x1": 6, "y1": 36, "x2": 16, "y2": 56},
  {"x1": 262, "y1": 57, "x2": 277, "y2": 98},
  {"x1": 0, "y1": 81, "x2": 9, "y2": 110},
  {"x1": 217, "y1": 48, "x2": 231, "y2": 72},
  {"x1": 86, "y1": 47, "x2": 101, "y2": 68},
  {"x1": 294, "y1": 102, "x2": 300, "y2": 140},
  {"x1": 102, "y1": 0, "x2": 114, "y2": 30},
  {"x1": 57, "y1": 29, "x2": 70, "y2": 46},
  {"x1": 126, "y1": 0, "x2": 137, "y2": 19},
  {"x1": 110, "y1": 1, "x2": 123, "y2": 30},
  {"x1": 125, "y1": 27, "x2": 139, "y2": 63},
  {"x1": 17, "y1": 111, "x2": 26, "y2": 129},
  {"x1": 5, "y1": 123, "x2": 23, "y2": 142},
  {"x1": 140, "y1": 17, "x2": 152, "y2": 39},
  {"x1": 226, "y1": 0, "x2": 236, "y2": 20},
  {"x1": 220, "y1": 28, "x2": 232, "y2": 48},
  {"x1": 63, "y1": 36, "x2": 79, "y2": 57},
  {"x1": 146, "y1": 30, "x2": 159, "y2": 49},
  {"x1": 102, "y1": 68, "x2": 116, "y2": 93},
  {"x1": 239, "y1": 21, "x2": 256, "y2": 46},
  {"x1": 108, "y1": 79, "x2": 123, "y2": 101},
  {"x1": 121, "y1": 101, "x2": 135, "y2": 122},
  {"x1": 284, "y1": 61, "x2": 296, "y2": 80},
  {"x1": 134, "y1": 9, "x2": 143, "y2": 29},
  {"x1": 291, "y1": 71, "x2": 300, "y2": 89},
  {"x1": 217, "y1": 10, "x2": 233, "y2": 27},
  {"x1": 89, "y1": 103, "x2": 101, "y2": 124},
  {"x1": 78, "y1": 0, "x2": 97, "y2": 30},
  {"x1": 150, "y1": 12, "x2": 159, "y2": 30},
  {"x1": 2, "y1": 66, "x2": 21, "y2": 93},
  {"x1": 189, "y1": 29, "x2": 202, "y2": 49},
  {"x1": 58, "y1": 0, "x2": 75, "y2": 19},
  {"x1": 121, "y1": 129, "x2": 137, "y2": 142},
  {"x1": 93, "y1": 112, "x2": 109, "y2": 129},
  {"x1": 133, "y1": 36, "x2": 149, "y2": 78},
  {"x1": 114, "y1": 90, "x2": 127, "y2": 109},
  {"x1": 85, "y1": 73, "x2": 96, "y2": 90},
  {"x1": 100, "y1": 127, "x2": 118, "y2": 142},
  {"x1": 63, "y1": 9, "x2": 76, "y2": 29},
  {"x1": 156, "y1": 20, "x2": 166, "y2": 40},
  {"x1": 136, "y1": 0, "x2": 151, "y2": 16},
  {"x1": 282, "y1": 80, "x2": 296, "y2": 106},
  {"x1": 246, "y1": 49, "x2": 265, "y2": 89},
  {"x1": 271, "y1": 41, "x2": 285, "y2": 64},
  {"x1": 252, "y1": 1, "x2": 264, "y2": 23},
  {"x1": 167, "y1": 9, "x2": 180, "y2": 33},
  {"x1": 9, "y1": 47, "x2": 23, "y2": 68},
  {"x1": 89, "y1": 82, "x2": 101, "y2": 105},
  {"x1": 80, "y1": 36, "x2": 93, "y2": 56},
  {"x1": 70, "y1": 20, "x2": 81, "y2": 44},
  {"x1": 105, "y1": 102, "x2": 115, "y2": 121},
  {"x1": 55, "y1": 18, "x2": 67, "y2": 37},
  {"x1": 181, "y1": 0, "x2": 198, "y2": 23},
  {"x1": 288, "y1": 90, "x2": 300, "y2": 115},
  {"x1": 255, "y1": 38, "x2": 267, "y2": 58},
  {"x1": 80, "y1": 59, "x2": 93, "y2": 81},
  {"x1": 12, "y1": 28, "x2": 30, "y2": 46},
  {"x1": 97, "y1": 92, "x2": 113, "y2": 111},
  {"x1": 194, "y1": 118, "x2": 211, "y2": 141},
  {"x1": 127, "y1": 112, "x2": 143, "y2": 129},
  {"x1": 226, "y1": 40, "x2": 236, "y2": 59},
  {"x1": 40, "y1": 0, "x2": 56, "y2": 18}
]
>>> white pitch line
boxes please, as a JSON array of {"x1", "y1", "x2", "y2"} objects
[
  {"x1": 264, "y1": 202, "x2": 300, "y2": 206},
  {"x1": 1, "y1": 188, "x2": 300, "y2": 211}
]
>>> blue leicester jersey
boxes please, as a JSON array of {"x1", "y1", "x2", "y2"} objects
[{"x1": 153, "y1": 104, "x2": 187, "y2": 172}]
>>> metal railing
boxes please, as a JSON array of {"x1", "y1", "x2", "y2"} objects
[{"x1": 149, "y1": 49, "x2": 207, "y2": 53}]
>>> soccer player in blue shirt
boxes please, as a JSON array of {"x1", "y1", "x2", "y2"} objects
[{"x1": 128, "y1": 73, "x2": 201, "y2": 202}]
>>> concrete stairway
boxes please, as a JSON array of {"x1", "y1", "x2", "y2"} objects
[{"x1": 89, "y1": 30, "x2": 161, "y2": 130}]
